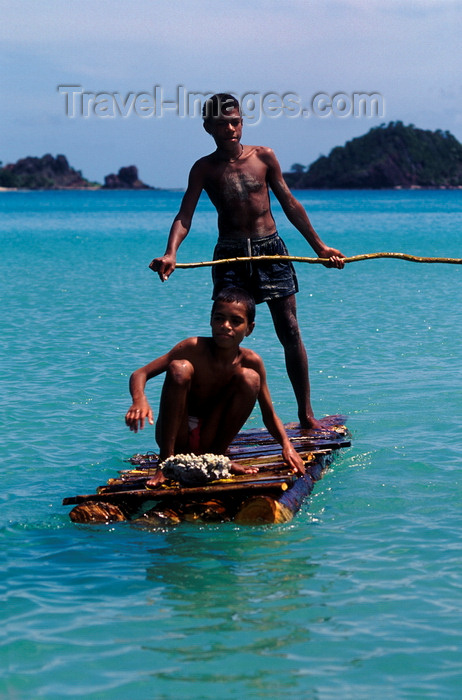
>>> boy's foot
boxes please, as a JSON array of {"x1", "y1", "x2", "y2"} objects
[
  {"x1": 146, "y1": 469, "x2": 166, "y2": 488},
  {"x1": 299, "y1": 416, "x2": 325, "y2": 431}
]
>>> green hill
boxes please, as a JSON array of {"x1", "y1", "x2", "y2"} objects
[{"x1": 283, "y1": 122, "x2": 462, "y2": 189}]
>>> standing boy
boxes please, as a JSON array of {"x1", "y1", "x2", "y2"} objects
[
  {"x1": 150, "y1": 93, "x2": 345, "y2": 430},
  {"x1": 125, "y1": 287, "x2": 305, "y2": 476}
]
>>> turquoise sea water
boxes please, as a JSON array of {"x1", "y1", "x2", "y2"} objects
[{"x1": 1, "y1": 189, "x2": 461, "y2": 699}]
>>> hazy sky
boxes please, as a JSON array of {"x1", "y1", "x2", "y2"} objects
[{"x1": 1, "y1": 0, "x2": 460, "y2": 188}]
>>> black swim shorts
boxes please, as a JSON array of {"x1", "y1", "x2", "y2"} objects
[{"x1": 211, "y1": 232, "x2": 298, "y2": 304}]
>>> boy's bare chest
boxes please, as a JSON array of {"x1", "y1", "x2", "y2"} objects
[
  {"x1": 221, "y1": 171, "x2": 264, "y2": 202},
  {"x1": 191, "y1": 356, "x2": 242, "y2": 400},
  {"x1": 195, "y1": 361, "x2": 235, "y2": 389},
  {"x1": 205, "y1": 162, "x2": 267, "y2": 204}
]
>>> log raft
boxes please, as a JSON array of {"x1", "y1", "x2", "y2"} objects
[{"x1": 63, "y1": 415, "x2": 350, "y2": 526}]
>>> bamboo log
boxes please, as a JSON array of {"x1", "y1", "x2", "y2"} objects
[
  {"x1": 235, "y1": 473, "x2": 315, "y2": 525},
  {"x1": 235, "y1": 451, "x2": 334, "y2": 525},
  {"x1": 175, "y1": 252, "x2": 462, "y2": 268},
  {"x1": 135, "y1": 499, "x2": 231, "y2": 526},
  {"x1": 62, "y1": 475, "x2": 294, "y2": 507},
  {"x1": 69, "y1": 501, "x2": 128, "y2": 523},
  {"x1": 137, "y1": 505, "x2": 183, "y2": 527},
  {"x1": 234, "y1": 496, "x2": 294, "y2": 525}
]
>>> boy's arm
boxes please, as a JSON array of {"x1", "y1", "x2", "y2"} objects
[
  {"x1": 264, "y1": 149, "x2": 345, "y2": 269},
  {"x1": 125, "y1": 352, "x2": 172, "y2": 433},
  {"x1": 149, "y1": 161, "x2": 205, "y2": 281},
  {"x1": 256, "y1": 360, "x2": 306, "y2": 474},
  {"x1": 125, "y1": 344, "x2": 180, "y2": 433},
  {"x1": 125, "y1": 338, "x2": 197, "y2": 432}
]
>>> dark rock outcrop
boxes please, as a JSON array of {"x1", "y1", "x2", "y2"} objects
[
  {"x1": 102, "y1": 165, "x2": 152, "y2": 189},
  {"x1": 0, "y1": 155, "x2": 155, "y2": 190},
  {"x1": 0, "y1": 154, "x2": 95, "y2": 189}
]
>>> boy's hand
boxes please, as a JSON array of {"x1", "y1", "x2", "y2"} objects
[
  {"x1": 317, "y1": 246, "x2": 345, "y2": 269},
  {"x1": 149, "y1": 254, "x2": 176, "y2": 281},
  {"x1": 125, "y1": 401, "x2": 154, "y2": 433},
  {"x1": 230, "y1": 461, "x2": 259, "y2": 475},
  {"x1": 282, "y1": 444, "x2": 306, "y2": 475}
]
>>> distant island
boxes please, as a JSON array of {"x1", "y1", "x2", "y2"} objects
[
  {"x1": 2, "y1": 123, "x2": 462, "y2": 191},
  {"x1": 0, "y1": 154, "x2": 153, "y2": 190},
  {"x1": 283, "y1": 122, "x2": 462, "y2": 189}
]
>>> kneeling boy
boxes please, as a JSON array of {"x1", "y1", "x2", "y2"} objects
[{"x1": 125, "y1": 288, "x2": 305, "y2": 476}]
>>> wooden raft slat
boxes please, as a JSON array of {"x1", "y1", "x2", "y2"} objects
[{"x1": 63, "y1": 416, "x2": 350, "y2": 525}]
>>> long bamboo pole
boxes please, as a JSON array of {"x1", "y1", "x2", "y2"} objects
[{"x1": 175, "y1": 252, "x2": 462, "y2": 268}]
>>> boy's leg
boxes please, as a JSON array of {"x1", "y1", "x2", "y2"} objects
[
  {"x1": 267, "y1": 295, "x2": 323, "y2": 430},
  {"x1": 200, "y1": 367, "x2": 260, "y2": 454},
  {"x1": 155, "y1": 360, "x2": 193, "y2": 460}
]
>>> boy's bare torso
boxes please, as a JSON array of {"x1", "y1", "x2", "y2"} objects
[
  {"x1": 171, "y1": 336, "x2": 260, "y2": 417},
  {"x1": 197, "y1": 146, "x2": 277, "y2": 239}
]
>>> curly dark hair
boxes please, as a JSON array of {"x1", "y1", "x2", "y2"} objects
[
  {"x1": 211, "y1": 287, "x2": 255, "y2": 324},
  {"x1": 202, "y1": 93, "x2": 241, "y2": 122}
]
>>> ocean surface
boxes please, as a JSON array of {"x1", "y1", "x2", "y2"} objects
[{"x1": 1, "y1": 189, "x2": 461, "y2": 699}]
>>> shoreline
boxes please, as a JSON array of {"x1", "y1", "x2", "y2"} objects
[
  {"x1": 1, "y1": 185, "x2": 461, "y2": 193},
  {"x1": 0, "y1": 186, "x2": 178, "y2": 193}
]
